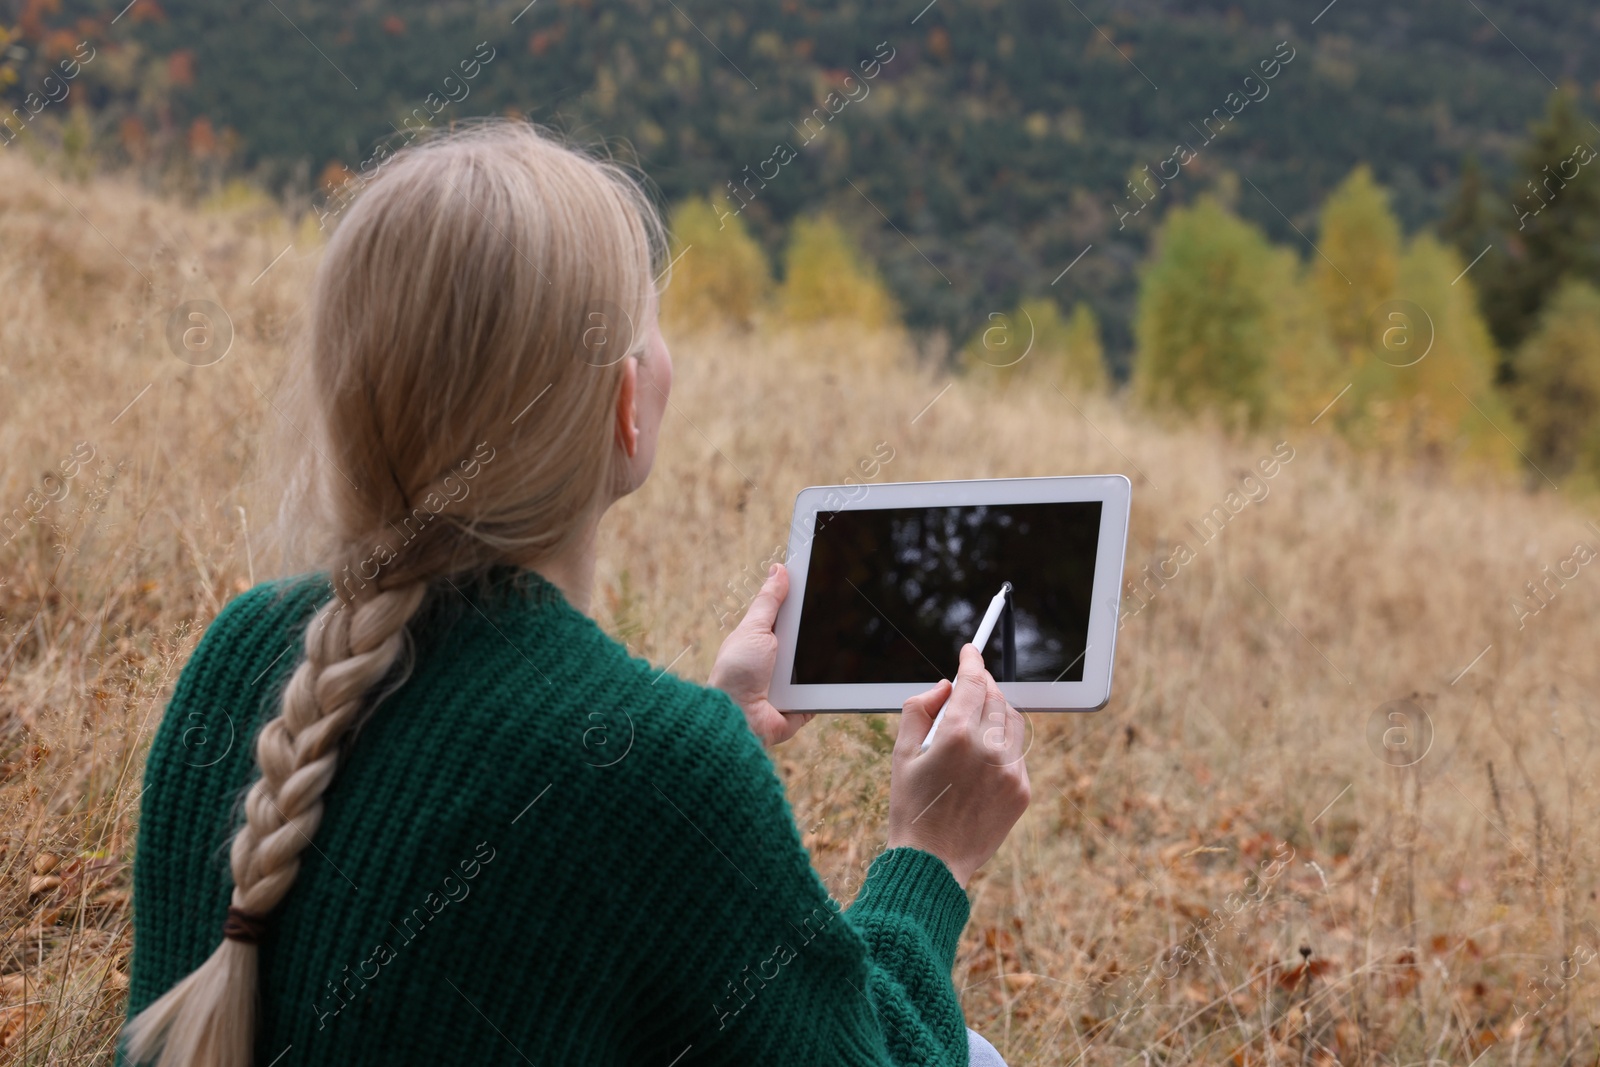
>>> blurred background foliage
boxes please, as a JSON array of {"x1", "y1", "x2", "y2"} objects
[{"x1": 4, "y1": 0, "x2": 1600, "y2": 486}]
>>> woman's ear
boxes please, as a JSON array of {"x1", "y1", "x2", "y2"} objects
[{"x1": 614, "y1": 355, "x2": 640, "y2": 458}]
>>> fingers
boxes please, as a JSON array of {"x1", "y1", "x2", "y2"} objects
[
  {"x1": 975, "y1": 678, "x2": 1024, "y2": 762},
  {"x1": 895, "y1": 679, "x2": 952, "y2": 752},
  {"x1": 739, "y1": 563, "x2": 789, "y2": 634},
  {"x1": 943, "y1": 644, "x2": 991, "y2": 731},
  {"x1": 954, "y1": 643, "x2": 988, "y2": 689},
  {"x1": 729, "y1": 690, "x2": 811, "y2": 748},
  {"x1": 769, "y1": 711, "x2": 816, "y2": 747}
]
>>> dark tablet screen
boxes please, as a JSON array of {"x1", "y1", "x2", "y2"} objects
[{"x1": 790, "y1": 501, "x2": 1103, "y2": 685}]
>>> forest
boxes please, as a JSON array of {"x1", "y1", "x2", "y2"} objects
[{"x1": 3, "y1": 0, "x2": 1599, "y2": 358}]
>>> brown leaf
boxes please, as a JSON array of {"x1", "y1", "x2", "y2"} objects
[
  {"x1": 0, "y1": 1001, "x2": 45, "y2": 1048},
  {"x1": 92, "y1": 888, "x2": 130, "y2": 913}
]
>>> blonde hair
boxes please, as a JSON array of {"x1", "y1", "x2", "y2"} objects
[{"x1": 123, "y1": 121, "x2": 665, "y2": 1066}]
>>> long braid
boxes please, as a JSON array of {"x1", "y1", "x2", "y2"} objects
[
  {"x1": 123, "y1": 582, "x2": 427, "y2": 1066},
  {"x1": 123, "y1": 119, "x2": 666, "y2": 1066}
]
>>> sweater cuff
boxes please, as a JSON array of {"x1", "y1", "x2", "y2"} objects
[{"x1": 849, "y1": 847, "x2": 971, "y2": 967}]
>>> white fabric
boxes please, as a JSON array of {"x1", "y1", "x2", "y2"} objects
[{"x1": 966, "y1": 1027, "x2": 1009, "y2": 1066}]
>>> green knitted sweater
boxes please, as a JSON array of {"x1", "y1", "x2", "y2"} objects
[{"x1": 123, "y1": 566, "x2": 974, "y2": 1065}]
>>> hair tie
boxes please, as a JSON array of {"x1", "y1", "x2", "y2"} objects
[{"x1": 223, "y1": 906, "x2": 271, "y2": 945}]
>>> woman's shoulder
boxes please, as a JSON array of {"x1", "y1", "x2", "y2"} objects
[
  {"x1": 429, "y1": 567, "x2": 750, "y2": 737},
  {"x1": 145, "y1": 574, "x2": 330, "y2": 769},
  {"x1": 369, "y1": 570, "x2": 774, "y2": 807},
  {"x1": 450, "y1": 578, "x2": 793, "y2": 822},
  {"x1": 167, "y1": 574, "x2": 325, "y2": 708},
  {"x1": 184, "y1": 573, "x2": 331, "y2": 675},
  {"x1": 150, "y1": 575, "x2": 323, "y2": 722}
]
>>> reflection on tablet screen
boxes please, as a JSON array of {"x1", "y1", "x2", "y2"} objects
[{"x1": 791, "y1": 502, "x2": 1102, "y2": 685}]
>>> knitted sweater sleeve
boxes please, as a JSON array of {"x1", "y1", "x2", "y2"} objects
[{"x1": 638, "y1": 676, "x2": 971, "y2": 1066}]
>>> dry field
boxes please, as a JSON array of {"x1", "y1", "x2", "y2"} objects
[{"x1": 1, "y1": 150, "x2": 1599, "y2": 1065}]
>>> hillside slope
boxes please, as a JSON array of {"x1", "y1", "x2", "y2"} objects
[
  {"x1": 6, "y1": 0, "x2": 1599, "y2": 354},
  {"x1": 1, "y1": 151, "x2": 1598, "y2": 1061}
]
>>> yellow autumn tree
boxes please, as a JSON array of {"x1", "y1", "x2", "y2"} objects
[
  {"x1": 1133, "y1": 196, "x2": 1295, "y2": 429},
  {"x1": 1265, "y1": 258, "x2": 1344, "y2": 426},
  {"x1": 1060, "y1": 302, "x2": 1108, "y2": 392},
  {"x1": 1314, "y1": 165, "x2": 1402, "y2": 357},
  {"x1": 660, "y1": 198, "x2": 772, "y2": 331},
  {"x1": 1344, "y1": 234, "x2": 1517, "y2": 468},
  {"x1": 0, "y1": 25, "x2": 17, "y2": 92},
  {"x1": 960, "y1": 298, "x2": 1106, "y2": 392},
  {"x1": 776, "y1": 214, "x2": 898, "y2": 329}
]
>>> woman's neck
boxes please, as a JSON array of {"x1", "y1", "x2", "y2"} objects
[{"x1": 530, "y1": 514, "x2": 601, "y2": 616}]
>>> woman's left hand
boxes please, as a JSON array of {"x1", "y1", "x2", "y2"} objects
[{"x1": 709, "y1": 563, "x2": 815, "y2": 747}]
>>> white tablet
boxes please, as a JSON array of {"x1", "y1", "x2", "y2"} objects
[{"x1": 769, "y1": 475, "x2": 1132, "y2": 712}]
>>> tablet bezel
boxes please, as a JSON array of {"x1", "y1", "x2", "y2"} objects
[{"x1": 768, "y1": 475, "x2": 1131, "y2": 712}]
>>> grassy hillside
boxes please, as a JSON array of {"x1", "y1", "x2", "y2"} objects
[
  {"x1": 2, "y1": 151, "x2": 1600, "y2": 1062},
  {"x1": 6, "y1": 0, "x2": 1600, "y2": 356}
]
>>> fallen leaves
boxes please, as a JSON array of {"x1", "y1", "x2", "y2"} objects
[
  {"x1": 0, "y1": 1001, "x2": 46, "y2": 1051},
  {"x1": 25, "y1": 875, "x2": 59, "y2": 897}
]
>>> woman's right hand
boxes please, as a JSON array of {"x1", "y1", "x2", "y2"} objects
[{"x1": 885, "y1": 644, "x2": 1031, "y2": 889}]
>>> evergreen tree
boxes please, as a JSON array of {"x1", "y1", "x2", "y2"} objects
[
  {"x1": 1479, "y1": 89, "x2": 1600, "y2": 355},
  {"x1": 1438, "y1": 155, "x2": 1494, "y2": 268},
  {"x1": 1510, "y1": 279, "x2": 1600, "y2": 486}
]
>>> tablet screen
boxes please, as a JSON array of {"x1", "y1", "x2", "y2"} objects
[{"x1": 790, "y1": 501, "x2": 1103, "y2": 685}]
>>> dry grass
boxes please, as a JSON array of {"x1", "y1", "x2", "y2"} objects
[{"x1": 2, "y1": 149, "x2": 1598, "y2": 1065}]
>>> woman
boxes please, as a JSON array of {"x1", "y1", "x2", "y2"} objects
[{"x1": 121, "y1": 121, "x2": 1030, "y2": 1067}]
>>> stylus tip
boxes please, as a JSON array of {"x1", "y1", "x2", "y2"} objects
[{"x1": 1000, "y1": 581, "x2": 1013, "y2": 595}]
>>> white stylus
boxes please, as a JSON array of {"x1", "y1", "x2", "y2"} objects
[{"x1": 919, "y1": 581, "x2": 1011, "y2": 753}]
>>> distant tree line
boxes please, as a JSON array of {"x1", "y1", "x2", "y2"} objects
[
  {"x1": 3, "y1": 0, "x2": 1597, "y2": 363},
  {"x1": 667, "y1": 88, "x2": 1600, "y2": 492}
]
